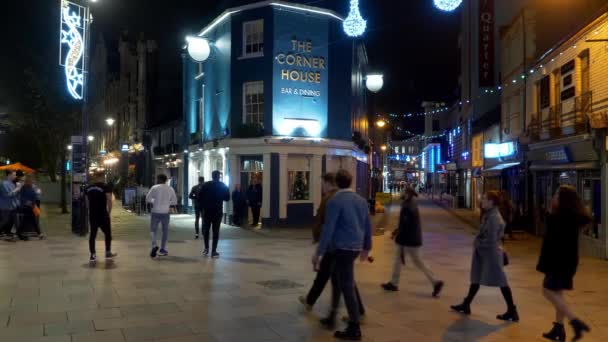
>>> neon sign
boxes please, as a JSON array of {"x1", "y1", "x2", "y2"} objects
[
  {"x1": 343, "y1": 0, "x2": 366, "y2": 37},
  {"x1": 60, "y1": 1, "x2": 87, "y2": 100}
]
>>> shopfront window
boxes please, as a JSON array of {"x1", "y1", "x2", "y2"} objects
[
  {"x1": 581, "y1": 178, "x2": 601, "y2": 239},
  {"x1": 289, "y1": 171, "x2": 310, "y2": 201},
  {"x1": 243, "y1": 81, "x2": 264, "y2": 125},
  {"x1": 243, "y1": 19, "x2": 264, "y2": 57}
]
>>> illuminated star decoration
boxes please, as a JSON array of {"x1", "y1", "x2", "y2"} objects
[
  {"x1": 343, "y1": 0, "x2": 366, "y2": 37},
  {"x1": 61, "y1": 2, "x2": 85, "y2": 100},
  {"x1": 433, "y1": 0, "x2": 462, "y2": 12}
]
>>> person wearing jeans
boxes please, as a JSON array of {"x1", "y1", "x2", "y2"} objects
[
  {"x1": 314, "y1": 169, "x2": 372, "y2": 341},
  {"x1": 146, "y1": 174, "x2": 177, "y2": 258},
  {"x1": 382, "y1": 186, "x2": 444, "y2": 297},
  {"x1": 0, "y1": 171, "x2": 22, "y2": 240},
  {"x1": 199, "y1": 170, "x2": 229, "y2": 258}
]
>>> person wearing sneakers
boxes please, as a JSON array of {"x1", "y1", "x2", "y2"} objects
[
  {"x1": 313, "y1": 169, "x2": 372, "y2": 341},
  {"x1": 198, "y1": 170, "x2": 229, "y2": 258},
  {"x1": 381, "y1": 186, "x2": 444, "y2": 297},
  {"x1": 146, "y1": 174, "x2": 177, "y2": 258},
  {"x1": 537, "y1": 185, "x2": 592, "y2": 342},
  {"x1": 451, "y1": 191, "x2": 519, "y2": 323},
  {"x1": 85, "y1": 172, "x2": 116, "y2": 264}
]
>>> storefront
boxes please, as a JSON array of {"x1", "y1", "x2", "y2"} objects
[
  {"x1": 528, "y1": 134, "x2": 604, "y2": 257},
  {"x1": 182, "y1": 1, "x2": 370, "y2": 226}
]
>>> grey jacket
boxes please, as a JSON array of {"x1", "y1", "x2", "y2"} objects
[{"x1": 470, "y1": 207, "x2": 508, "y2": 287}]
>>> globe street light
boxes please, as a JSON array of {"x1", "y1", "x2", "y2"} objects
[
  {"x1": 105, "y1": 118, "x2": 115, "y2": 126},
  {"x1": 87, "y1": 135, "x2": 94, "y2": 142},
  {"x1": 380, "y1": 145, "x2": 387, "y2": 151},
  {"x1": 376, "y1": 119, "x2": 387, "y2": 128},
  {"x1": 366, "y1": 74, "x2": 384, "y2": 93}
]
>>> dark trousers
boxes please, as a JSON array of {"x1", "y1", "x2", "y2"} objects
[
  {"x1": 203, "y1": 214, "x2": 221, "y2": 252},
  {"x1": 194, "y1": 206, "x2": 203, "y2": 235},
  {"x1": 329, "y1": 250, "x2": 362, "y2": 324},
  {"x1": 0, "y1": 209, "x2": 16, "y2": 236},
  {"x1": 233, "y1": 205, "x2": 244, "y2": 226},
  {"x1": 307, "y1": 252, "x2": 365, "y2": 314},
  {"x1": 250, "y1": 205, "x2": 261, "y2": 225},
  {"x1": 18, "y1": 206, "x2": 40, "y2": 235},
  {"x1": 89, "y1": 216, "x2": 112, "y2": 254}
]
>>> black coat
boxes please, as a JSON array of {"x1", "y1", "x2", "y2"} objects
[
  {"x1": 232, "y1": 190, "x2": 246, "y2": 209},
  {"x1": 246, "y1": 184, "x2": 262, "y2": 207},
  {"x1": 537, "y1": 212, "x2": 591, "y2": 277},
  {"x1": 395, "y1": 198, "x2": 422, "y2": 247},
  {"x1": 199, "y1": 180, "x2": 230, "y2": 218}
]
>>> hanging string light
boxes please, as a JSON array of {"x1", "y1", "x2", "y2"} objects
[
  {"x1": 343, "y1": 0, "x2": 367, "y2": 37},
  {"x1": 433, "y1": 0, "x2": 462, "y2": 12}
]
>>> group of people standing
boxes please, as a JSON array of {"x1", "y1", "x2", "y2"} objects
[
  {"x1": 298, "y1": 169, "x2": 592, "y2": 342},
  {"x1": 0, "y1": 170, "x2": 44, "y2": 242}
]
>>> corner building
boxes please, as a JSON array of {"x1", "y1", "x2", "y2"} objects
[{"x1": 182, "y1": 1, "x2": 370, "y2": 226}]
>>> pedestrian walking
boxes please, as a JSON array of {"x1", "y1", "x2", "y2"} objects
[
  {"x1": 18, "y1": 175, "x2": 44, "y2": 239},
  {"x1": 146, "y1": 174, "x2": 177, "y2": 258},
  {"x1": 298, "y1": 173, "x2": 366, "y2": 317},
  {"x1": 451, "y1": 191, "x2": 519, "y2": 322},
  {"x1": 246, "y1": 178, "x2": 262, "y2": 226},
  {"x1": 381, "y1": 186, "x2": 444, "y2": 296},
  {"x1": 537, "y1": 185, "x2": 592, "y2": 342},
  {"x1": 199, "y1": 170, "x2": 229, "y2": 258},
  {"x1": 231, "y1": 184, "x2": 246, "y2": 226},
  {"x1": 314, "y1": 169, "x2": 372, "y2": 340},
  {"x1": 0, "y1": 171, "x2": 22, "y2": 241},
  {"x1": 188, "y1": 176, "x2": 205, "y2": 239},
  {"x1": 85, "y1": 172, "x2": 117, "y2": 264}
]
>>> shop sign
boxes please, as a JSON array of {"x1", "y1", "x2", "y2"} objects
[
  {"x1": 472, "y1": 134, "x2": 483, "y2": 167},
  {"x1": 478, "y1": 0, "x2": 495, "y2": 87},
  {"x1": 484, "y1": 142, "x2": 515, "y2": 158},
  {"x1": 545, "y1": 148, "x2": 570, "y2": 163},
  {"x1": 273, "y1": 13, "x2": 329, "y2": 138}
]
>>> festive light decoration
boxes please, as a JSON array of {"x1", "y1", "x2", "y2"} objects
[
  {"x1": 433, "y1": 0, "x2": 462, "y2": 12},
  {"x1": 343, "y1": 0, "x2": 366, "y2": 37},
  {"x1": 60, "y1": 1, "x2": 85, "y2": 100}
]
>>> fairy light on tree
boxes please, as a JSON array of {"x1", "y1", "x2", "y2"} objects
[{"x1": 343, "y1": 0, "x2": 366, "y2": 37}]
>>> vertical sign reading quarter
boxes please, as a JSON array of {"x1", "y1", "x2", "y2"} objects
[
  {"x1": 478, "y1": 0, "x2": 494, "y2": 87},
  {"x1": 272, "y1": 10, "x2": 329, "y2": 138}
]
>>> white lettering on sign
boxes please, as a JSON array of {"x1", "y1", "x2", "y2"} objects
[{"x1": 281, "y1": 87, "x2": 321, "y2": 97}]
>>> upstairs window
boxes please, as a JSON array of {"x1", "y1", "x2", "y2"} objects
[
  {"x1": 243, "y1": 19, "x2": 264, "y2": 57},
  {"x1": 243, "y1": 81, "x2": 264, "y2": 125}
]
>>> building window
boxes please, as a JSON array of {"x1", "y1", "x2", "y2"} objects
[
  {"x1": 289, "y1": 171, "x2": 310, "y2": 201},
  {"x1": 539, "y1": 76, "x2": 550, "y2": 109},
  {"x1": 243, "y1": 81, "x2": 264, "y2": 125},
  {"x1": 243, "y1": 19, "x2": 264, "y2": 57}
]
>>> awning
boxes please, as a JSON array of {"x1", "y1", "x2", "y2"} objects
[
  {"x1": 482, "y1": 162, "x2": 521, "y2": 176},
  {"x1": 529, "y1": 161, "x2": 599, "y2": 171}
]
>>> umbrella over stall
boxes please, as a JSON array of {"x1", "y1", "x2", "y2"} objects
[{"x1": 0, "y1": 162, "x2": 35, "y2": 174}]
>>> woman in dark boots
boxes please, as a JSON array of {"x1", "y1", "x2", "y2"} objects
[
  {"x1": 451, "y1": 191, "x2": 519, "y2": 322},
  {"x1": 537, "y1": 185, "x2": 592, "y2": 341}
]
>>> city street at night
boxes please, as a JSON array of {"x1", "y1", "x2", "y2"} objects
[{"x1": 1, "y1": 199, "x2": 607, "y2": 342}]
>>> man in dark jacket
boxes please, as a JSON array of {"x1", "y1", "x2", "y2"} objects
[
  {"x1": 199, "y1": 170, "x2": 230, "y2": 258},
  {"x1": 188, "y1": 177, "x2": 204, "y2": 239},
  {"x1": 381, "y1": 186, "x2": 444, "y2": 297},
  {"x1": 231, "y1": 184, "x2": 246, "y2": 226},
  {"x1": 246, "y1": 178, "x2": 263, "y2": 226},
  {"x1": 85, "y1": 172, "x2": 117, "y2": 264}
]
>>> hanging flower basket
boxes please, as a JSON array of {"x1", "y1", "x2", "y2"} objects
[{"x1": 587, "y1": 111, "x2": 608, "y2": 129}]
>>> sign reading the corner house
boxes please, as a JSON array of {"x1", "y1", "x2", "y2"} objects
[
  {"x1": 276, "y1": 39, "x2": 326, "y2": 97},
  {"x1": 273, "y1": 12, "x2": 329, "y2": 138}
]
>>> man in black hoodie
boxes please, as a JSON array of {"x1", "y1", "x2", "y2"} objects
[{"x1": 199, "y1": 170, "x2": 230, "y2": 258}]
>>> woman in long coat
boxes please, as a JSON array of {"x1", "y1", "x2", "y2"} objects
[
  {"x1": 451, "y1": 191, "x2": 519, "y2": 322},
  {"x1": 537, "y1": 185, "x2": 591, "y2": 341}
]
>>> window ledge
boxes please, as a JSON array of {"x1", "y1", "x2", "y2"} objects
[{"x1": 238, "y1": 53, "x2": 264, "y2": 60}]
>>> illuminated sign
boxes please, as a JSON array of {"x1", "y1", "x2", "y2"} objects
[
  {"x1": 59, "y1": 0, "x2": 88, "y2": 100},
  {"x1": 484, "y1": 142, "x2": 515, "y2": 158},
  {"x1": 273, "y1": 12, "x2": 328, "y2": 138},
  {"x1": 121, "y1": 144, "x2": 130, "y2": 152}
]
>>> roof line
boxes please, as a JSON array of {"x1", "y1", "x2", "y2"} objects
[{"x1": 197, "y1": 0, "x2": 344, "y2": 37}]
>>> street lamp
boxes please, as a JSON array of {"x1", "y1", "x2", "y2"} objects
[
  {"x1": 105, "y1": 118, "x2": 115, "y2": 126},
  {"x1": 87, "y1": 135, "x2": 94, "y2": 142},
  {"x1": 376, "y1": 119, "x2": 387, "y2": 128},
  {"x1": 67, "y1": 145, "x2": 72, "y2": 150},
  {"x1": 381, "y1": 145, "x2": 387, "y2": 151}
]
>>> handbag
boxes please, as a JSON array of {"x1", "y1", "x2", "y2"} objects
[{"x1": 32, "y1": 206, "x2": 41, "y2": 217}]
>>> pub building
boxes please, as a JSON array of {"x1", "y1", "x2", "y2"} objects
[{"x1": 181, "y1": 1, "x2": 371, "y2": 226}]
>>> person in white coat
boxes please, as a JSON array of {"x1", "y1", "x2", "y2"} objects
[{"x1": 146, "y1": 174, "x2": 177, "y2": 258}]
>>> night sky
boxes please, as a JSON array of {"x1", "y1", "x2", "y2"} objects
[{"x1": 0, "y1": 0, "x2": 460, "y2": 135}]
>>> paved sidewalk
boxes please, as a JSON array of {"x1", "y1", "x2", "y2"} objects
[{"x1": 0, "y1": 200, "x2": 606, "y2": 341}]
